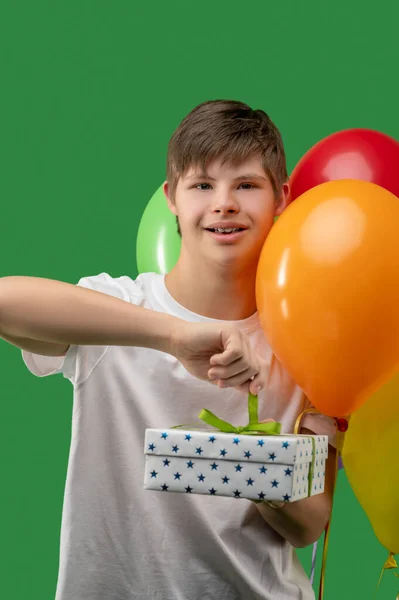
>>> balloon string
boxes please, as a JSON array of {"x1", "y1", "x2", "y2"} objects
[
  {"x1": 317, "y1": 449, "x2": 339, "y2": 600},
  {"x1": 376, "y1": 552, "x2": 398, "y2": 598},
  {"x1": 309, "y1": 542, "x2": 318, "y2": 585},
  {"x1": 293, "y1": 407, "x2": 340, "y2": 600}
]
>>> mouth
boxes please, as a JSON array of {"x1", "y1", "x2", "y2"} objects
[
  {"x1": 205, "y1": 227, "x2": 246, "y2": 235},
  {"x1": 204, "y1": 226, "x2": 248, "y2": 244}
]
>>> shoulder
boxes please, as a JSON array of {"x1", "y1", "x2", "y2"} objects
[{"x1": 76, "y1": 272, "x2": 161, "y2": 306}]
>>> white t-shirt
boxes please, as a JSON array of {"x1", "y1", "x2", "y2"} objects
[{"x1": 22, "y1": 272, "x2": 335, "y2": 600}]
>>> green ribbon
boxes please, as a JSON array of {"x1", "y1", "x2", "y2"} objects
[
  {"x1": 198, "y1": 393, "x2": 317, "y2": 498},
  {"x1": 307, "y1": 437, "x2": 316, "y2": 497},
  {"x1": 198, "y1": 393, "x2": 282, "y2": 436},
  {"x1": 174, "y1": 393, "x2": 318, "y2": 499}
]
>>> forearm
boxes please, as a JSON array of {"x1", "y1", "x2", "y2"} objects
[
  {"x1": 256, "y1": 492, "x2": 332, "y2": 548},
  {"x1": 256, "y1": 443, "x2": 336, "y2": 548},
  {"x1": 0, "y1": 276, "x2": 180, "y2": 353}
]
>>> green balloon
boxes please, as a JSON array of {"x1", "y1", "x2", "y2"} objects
[{"x1": 136, "y1": 184, "x2": 181, "y2": 274}]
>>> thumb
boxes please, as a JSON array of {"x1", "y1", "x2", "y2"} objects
[
  {"x1": 249, "y1": 371, "x2": 266, "y2": 395},
  {"x1": 210, "y1": 327, "x2": 243, "y2": 366},
  {"x1": 249, "y1": 358, "x2": 270, "y2": 395}
]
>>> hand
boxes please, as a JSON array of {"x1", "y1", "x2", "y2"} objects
[{"x1": 170, "y1": 321, "x2": 267, "y2": 394}]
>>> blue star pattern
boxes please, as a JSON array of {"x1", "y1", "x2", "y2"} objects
[
  {"x1": 146, "y1": 453, "x2": 325, "y2": 502},
  {"x1": 145, "y1": 428, "x2": 326, "y2": 465},
  {"x1": 144, "y1": 429, "x2": 328, "y2": 502}
]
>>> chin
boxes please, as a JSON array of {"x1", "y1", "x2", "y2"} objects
[{"x1": 206, "y1": 248, "x2": 258, "y2": 271}]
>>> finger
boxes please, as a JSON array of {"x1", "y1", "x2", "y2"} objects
[
  {"x1": 210, "y1": 329, "x2": 246, "y2": 366},
  {"x1": 208, "y1": 357, "x2": 250, "y2": 381},
  {"x1": 260, "y1": 418, "x2": 275, "y2": 423},
  {"x1": 217, "y1": 368, "x2": 256, "y2": 389},
  {"x1": 212, "y1": 363, "x2": 259, "y2": 384},
  {"x1": 234, "y1": 381, "x2": 251, "y2": 393},
  {"x1": 234, "y1": 376, "x2": 265, "y2": 395},
  {"x1": 249, "y1": 372, "x2": 266, "y2": 396},
  {"x1": 210, "y1": 347, "x2": 243, "y2": 367}
]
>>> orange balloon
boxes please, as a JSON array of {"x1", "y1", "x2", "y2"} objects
[{"x1": 256, "y1": 179, "x2": 399, "y2": 417}]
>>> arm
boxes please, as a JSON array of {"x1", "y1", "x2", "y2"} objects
[
  {"x1": 0, "y1": 276, "x2": 181, "y2": 355},
  {"x1": 255, "y1": 428, "x2": 336, "y2": 548},
  {"x1": 0, "y1": 331, "x2": 70, "y2": 356},
  {"x1": 0, "y1": 275, "x2": 268, "y2": 390}
]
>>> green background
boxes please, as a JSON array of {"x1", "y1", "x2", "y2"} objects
[{"x1": 0, "y1": 1, "x2": 398, "y2": 598}]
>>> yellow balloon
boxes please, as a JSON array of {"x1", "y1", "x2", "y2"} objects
[{"x1": 342, "y1": 371, "x2": 399, "y2": 554}]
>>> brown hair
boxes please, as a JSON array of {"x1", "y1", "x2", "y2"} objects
[{"x1": 166, "y1": 99, "x2": 288, "y2": 202}]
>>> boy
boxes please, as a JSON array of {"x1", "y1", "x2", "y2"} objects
[{"x1": 0, "y1": 100, "x2": 336, "y2": 600}]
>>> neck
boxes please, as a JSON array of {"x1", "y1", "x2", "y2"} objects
[{"x1": 165, "y1": 254, "x2": 258, "y2": 321}]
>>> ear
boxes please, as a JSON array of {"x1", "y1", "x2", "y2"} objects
[
  {"x1": 274, "y1": 182, "x2": 291, "y2": 217},
  {"x1": 163, "y1": 181, "x2": 177, "y2": 216}
]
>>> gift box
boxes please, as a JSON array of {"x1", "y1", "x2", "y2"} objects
[{"x1": 144, "y1": 395, "x2": 329, "y2": 503}]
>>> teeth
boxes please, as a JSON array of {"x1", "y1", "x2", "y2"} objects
[{"x1": 214, "y1": 228, "x2": 240, "y2": 233}]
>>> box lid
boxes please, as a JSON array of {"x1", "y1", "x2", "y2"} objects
[{"x1": 145, "y1": 428, "x2": 328, "y2": 465}]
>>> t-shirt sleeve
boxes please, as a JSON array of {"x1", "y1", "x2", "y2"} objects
[
  {"x1": 300, "y1": 399, "x2": 337, "y2": 449},
  {"x1": 21, "y1": 273, "x2": 132, "y2": 387}
]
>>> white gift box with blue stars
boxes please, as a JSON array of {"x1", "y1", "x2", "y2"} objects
[{"x1": 144, "y1": 429, "x2": 329, "y2": 502}]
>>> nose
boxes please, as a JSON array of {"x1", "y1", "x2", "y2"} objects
[{"x1": 211, "y1": 190, "x2": 239, "y2": 214}]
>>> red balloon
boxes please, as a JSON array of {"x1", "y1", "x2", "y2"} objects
[{"x1": 290, "y1": 129, "x2": 399, "y2": 201}]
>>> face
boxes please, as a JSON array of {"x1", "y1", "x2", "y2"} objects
[{"x1": 164, "y1": 156, "x2": 290, "y2": 270}]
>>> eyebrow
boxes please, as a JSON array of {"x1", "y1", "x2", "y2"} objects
[{"x1": 186, "y1": 172, "x2": 268, "y2": 181}]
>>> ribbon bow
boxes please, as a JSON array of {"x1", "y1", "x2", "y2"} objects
[{"x1": 198, "y1": 393, "x2": 282, "y2": 436}]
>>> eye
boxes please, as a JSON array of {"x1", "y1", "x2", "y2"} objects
[
  {"x1": 239, "y1": 183, "x2": 255, "y2": 190},
  {"x1": 195, "y1": 183, "x2": 212, "y2": 191}
]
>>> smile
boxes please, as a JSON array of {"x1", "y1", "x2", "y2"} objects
[
  {"x1": 204, "y1": 228, "x2": 247, "y2": 243},
  {"x1": 206, "y1": 227, "x2": 245, "y2": 234}
]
